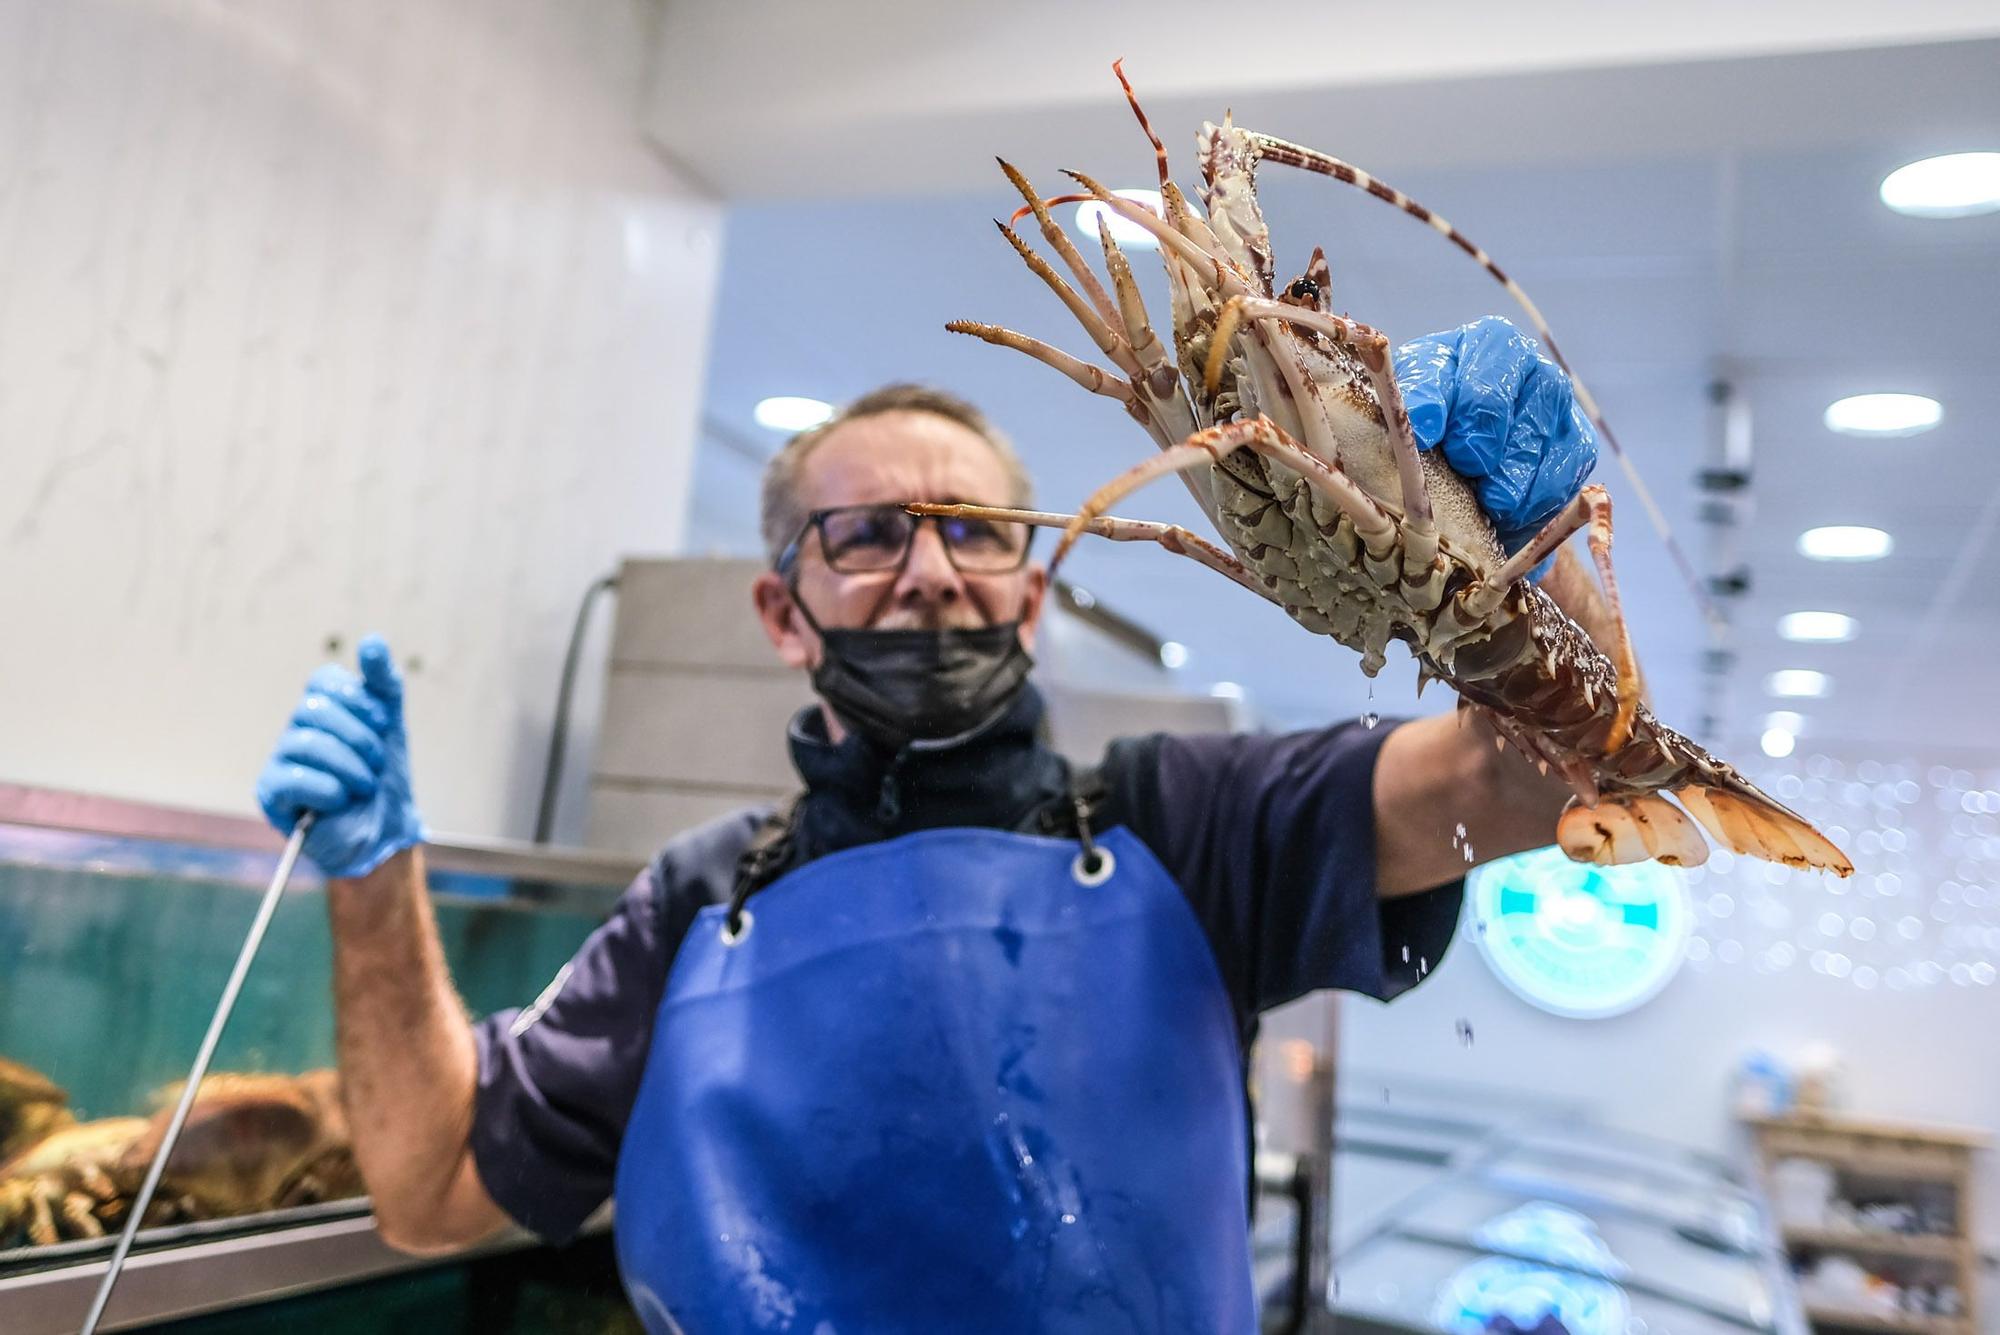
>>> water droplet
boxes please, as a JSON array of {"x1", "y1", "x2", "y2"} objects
[
  {"x1": 1362, "y1": 711, "x2": 1380, "y2": 729},
  {"x1": 1456, "y1": 1019, "x2": 1474, "y2": 1047}
]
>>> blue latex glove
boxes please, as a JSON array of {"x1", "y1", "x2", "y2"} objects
[
  {"x1": 1394, "y1": 315, "x2": 1598, "y2": 580},
  {"x1": 256, "y1": 635, "x2": 424, "y2": 878}
]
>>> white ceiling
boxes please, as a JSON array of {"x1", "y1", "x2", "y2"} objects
[
  {"x1": 646, "y1": 1, "x2": 2000, "y2": 198},
  {"x1": 678, "y1": 29, "x2": 2000, "y2": 762}
]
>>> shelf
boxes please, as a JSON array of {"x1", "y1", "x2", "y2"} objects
[
  {"x1": 1782, "y1": 1227, "x2": 1962, "y2": 1260},
  {"x1": 1803, "y1": 1303, "x2": 1967, "y2": 1335},
  {"x1": 1747, "y1": 1108, "x2": 1984, "y2": 1335},
  {"x1": 1759, "y1": 1139, "x2": 1968, "y2": 1184},
  {"x1": 1744, "y1": 1112, "x2": 1990, "y2": 1151}
]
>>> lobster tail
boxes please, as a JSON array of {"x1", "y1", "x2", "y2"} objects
[
  {"x1": 1557, "y1": 793, "x2": 1710, "y2": 868},
  {"x1": 1672, "y1": 777, "x2": 1854, "y2": 877}
]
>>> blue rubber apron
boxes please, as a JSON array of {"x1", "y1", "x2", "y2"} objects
[{"x1": 612, "y1": 824, "x2": 1256, "y2": 1334}]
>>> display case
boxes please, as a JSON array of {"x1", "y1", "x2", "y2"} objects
[
  {"x1": 1247, "y1": 1077, "x2": 1806, "y2": 1335},
  {"x1": 0, "y1": 784, "x2": 641, "y2": 1333}
]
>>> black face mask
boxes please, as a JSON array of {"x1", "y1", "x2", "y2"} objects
[
  {"x1": 787, "y1": 576, "x2": 1034, "y2": 750},
  {"x1": 809, "y1": 621, "x2": 1034, "y2": 752}
]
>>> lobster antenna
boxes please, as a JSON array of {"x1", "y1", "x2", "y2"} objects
[{"x1": 1112, "y1": 58, "x2": 1170, "y2": 190}]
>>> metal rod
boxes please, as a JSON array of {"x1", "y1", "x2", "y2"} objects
[{"x1": 78, "y1": 815, "x2": 314, "y2": 1335}]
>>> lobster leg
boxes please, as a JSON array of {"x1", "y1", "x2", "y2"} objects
[
  {"x1": 1063, "y1": 171, "x2": 1243, "y2": 278},
  {"x1": 990, "y1": 220, "x2": 1142, "y2": 378},
  {"x1": 1047, "y1": 416, "x2": 1400, "y2": 573},
  {"x1": 1464, "y1": 484, "x2": 1642, "y2": 753},
  {"x1": 903, "y1": 502, "x2": 1279, "y2": 604},
  {"x1": 1092, "y1": 216, "x2": 1181, "y2": 405},
  {"x1": 997, "y1": 161, "x2": 1126, "y2": 344},
  {"x1": 1205, "y1": 296, "x2": 1439, "y2": 581},
  {"x1": 945, "y1": 321, "x2": 1134, "y2": 407}
]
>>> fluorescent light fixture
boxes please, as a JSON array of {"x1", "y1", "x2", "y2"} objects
[
  {"x1": 1879, "y1": 152, "x2": 2000, "y2": 219},
  {"x1": 1778, "y1": 611, "x2": 1857, "y2": 643},
  {"x1": 1158, "y1": 640, "x2": 1188, "y2": 669},
  {"x1": 1209, "y1": 681, "x2": 1244, "y2": 700},
  {"x1": 1767, "y1": 669, "x2": 1832, "y2": 699},
  {"x1": 1073, "y1": 189, "x2": 1164, "y2": 250},
  {"x1": 1823, "y1": 393, "x2": 1942, "y2": 438},
  {"x1": 1764, "y1": 711, "x2": 1806, "y2": 734},
  {"x1": 753, "y1": 396, "x2": 834, "y2": 432},
  {"x1": 1761, "y1": 729, "x2": 1797, "y2": 759},
  {"x1": 1797, "y1": 526, "x2": 1892, "y2": 562}
]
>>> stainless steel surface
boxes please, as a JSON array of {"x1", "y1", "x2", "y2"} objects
[
  {"x1": 0, "y1": 781, "x2": 638, "y2": 1328},
  {"x1": 0, "y1": 1210, "x2": 541, "y2": 1334},
  {"x1": 79, "y1": 819, "x2": 313, "y2": 1335}
]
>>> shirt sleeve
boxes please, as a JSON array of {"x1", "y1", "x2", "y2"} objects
[
  {"x1": 470, "y1": 862, "x2": 680, "y2": 1243},
  {"x1": 1106, "y1": 718, "x2": 1464, "y2": 1019}
]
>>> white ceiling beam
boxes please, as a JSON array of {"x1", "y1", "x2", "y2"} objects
[{"x1": 645, "y1": 3, "x2": 2000, "y2": 198}]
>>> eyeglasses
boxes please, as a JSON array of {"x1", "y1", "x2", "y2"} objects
[{"x1": 779, "y1": 503, "x2": 1034, "y2": 575}]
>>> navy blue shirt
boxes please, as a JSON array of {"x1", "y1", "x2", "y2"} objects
[{"x1": 471, "y1": 687, "x2": 1462, "y2": 1242}]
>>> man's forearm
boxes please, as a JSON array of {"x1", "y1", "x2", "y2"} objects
[
  {"x1": 1375, "y1": 711, "x2": 1573, "y2": 896},
  {"x1": 328, "y1": 846, "x2": 503, "y2": 1251}
]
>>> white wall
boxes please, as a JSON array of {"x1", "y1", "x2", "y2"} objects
[{"x1": 0, "y1": 0, "x2": 722, "y2": 840}]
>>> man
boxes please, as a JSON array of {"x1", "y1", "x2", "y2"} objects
[{"x1": 258, "y1": 317, "x2": 1613, "y2": 1332}]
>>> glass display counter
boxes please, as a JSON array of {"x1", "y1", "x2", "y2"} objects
[
  {"x1": 0, "y1": 784, "x2": 639, "y2": 1333},
  {"x1": 1304, "y1": 1088, "x2": 1807, "y2": 1335}
]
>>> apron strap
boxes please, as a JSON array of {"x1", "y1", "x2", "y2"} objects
[{"x1": 725, "y1": 793, "x2": 804, "y2": 936}]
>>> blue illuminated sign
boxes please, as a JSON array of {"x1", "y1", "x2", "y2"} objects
[{"x1": 1467, "y1": 846, "x2": 1690, "y2": 1019}]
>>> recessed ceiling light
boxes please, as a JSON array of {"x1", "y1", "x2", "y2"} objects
[
  {"x1": 753, "y1": 396, "x2": 834, "y2": 432},
  {"x1": 1764, "y1": 711, "x2": 1806, "y2": 734},
  {"x1": 1074, "y1": 189, "x2": 1164, "y2": 250},
  {"x1": 1761, "y1": 729, "x2": 1797, "y2": 759},
  {"x1": 1778, "y1": 611, "x2": 1858, "y2": 643},
  {"x1": 1767, "y1": 669, "x2": 1832, "y2": 699},
  {"x1": 1209, "y1": 681, "x2": 1244, "y2": 700},
  {"x1": 1158, "y1": 640, "x2": 1189, "y2": 669},
  {"x1": 1823, "y1": 393, "x2": 1942, "y2": 438},
  {"x1": 1798, "y1": 526, "x2": 1893, "y2": 562},
  {"x1": 1880, "y1": 152, "x2": 2000, "y2": 219}
]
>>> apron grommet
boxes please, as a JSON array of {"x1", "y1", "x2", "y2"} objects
[
  {"x1": 719, "y1": 910, "x2": 755, "y2": 946},
  {"x1": 1071, "y1": 847, "x2": 1116, "y2": 887}
]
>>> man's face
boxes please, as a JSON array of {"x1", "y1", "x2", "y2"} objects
[{"x1": 753, "y1": 409, "x2": 1049, "y2": 676}]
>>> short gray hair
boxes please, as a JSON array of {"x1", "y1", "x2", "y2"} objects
[{"x1": 758, "y1": 383, "x2": 1034, "y2": 565}]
